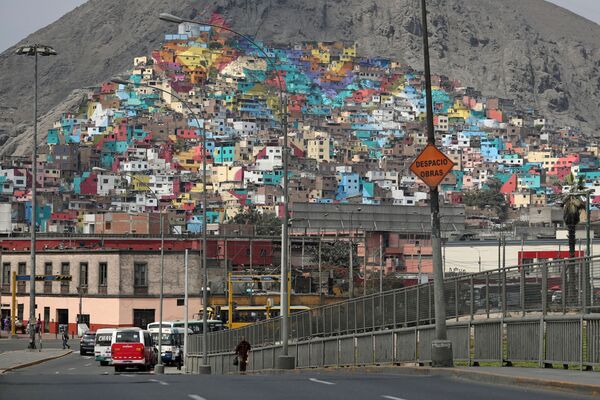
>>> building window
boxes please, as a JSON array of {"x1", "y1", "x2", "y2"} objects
[
  {"x1": 79, "y1": 262, "x2": 88, "y2": 290},
  {"x1": 134, "y1": 262, "x2": 148, "y2": 288},
  {"x1": 17, "y1": 262, "x2": 26, "y2": 294},
  {"x1": 44, "y1": 262, "x2": 53, "y2": 294},
  {"x1": 1, "y1": 262, "x2": 10, "y2": 289},
  {"x1": 61, "y1": 262, "x2": 70, "y2": 293},
  {"x1": 98, "y1": 262, "x2": 108, "y2": 287}
]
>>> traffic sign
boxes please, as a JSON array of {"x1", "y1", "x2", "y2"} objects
[
  {"x1": 410, "y1": 143, "x2": 454, "y2": 188},
  {"x1": 15, "y1": 275, "x2": 72, "y2": 281}
]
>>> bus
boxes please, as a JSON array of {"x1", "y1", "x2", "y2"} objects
[
  {"x1": 148, "y1": 327, "x2": 189, "y2": 367},
  {"x1": 147, "y1": 320, "x2": 225, "y2": 334},
  {"x1": 215, "y1": 305, "x2": 310, "y2": 329},
  {"x1": 172, "y1": 319, "x2": 225, "y2": 334}
]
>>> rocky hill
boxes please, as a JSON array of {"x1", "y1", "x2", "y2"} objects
[{"x1": 1, "y1": 0, "x2": 599, "y2": 155}]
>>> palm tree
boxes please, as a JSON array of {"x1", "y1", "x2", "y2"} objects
[{"x1": 561, "y1": 173, "x2": 585, "y2": 304}]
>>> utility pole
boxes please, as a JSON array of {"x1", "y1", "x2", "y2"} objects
[
  {"x1": 349, "y1": 236, "x2": 354, "y2": 298},
  {"x1": 379, "y1": 234, "x2": 383, "y2": 293},
  {"x1": 318, "y1": 235, "x2": 322, "y2": 305},
  {"x1": 420, "y1": 0, "x2": 453, "y2": 367},
  {"x1": 498, "y1": 236, "x2": 501, "y2": 269},
  {"x1": 363, "y1": 232, "x2": 368, "y2": 297},
  {"x1": 183, "y1": 249, "x2": 189, "y2": 371},
  {"x1": 502, "y1": 234, "x2": 506, "y2": 269}
]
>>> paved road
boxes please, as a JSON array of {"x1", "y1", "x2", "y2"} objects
[
  {"x1": 0, "y1": 338, "x2": 80, "y2": 353},
  {"x1": 0, "y1": 353, "x2": 594, "y2": 400}
]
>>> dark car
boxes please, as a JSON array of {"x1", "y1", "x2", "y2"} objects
[{"x1": 80, "y1": 332, "x2": 96, "y2": 355}]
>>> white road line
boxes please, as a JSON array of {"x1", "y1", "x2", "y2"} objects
[
  {"x1": 188, "y1": 395, "x2": 207, "y2": 400},
  {"x1": 149, "y1": 378, "x2": 169, "y2": 386},
  {"x1": 68, "y1": 367, "x2": 76, "y2": 370},
  {"x1": 84, "y1": 363, "x2": 92, "y2": 367},
  {"x1": 55, "y1": 371, "x2": 60, "y2": 374},
  {"x1": 309, "y1": 378, "x2": 336, "y2": 385},
  {"x1": 382, "y1": 396, "x2": 407, "y2": 400}
]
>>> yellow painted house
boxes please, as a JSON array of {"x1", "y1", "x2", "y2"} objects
[
  {"x1": 447, "y1": 100, "x2": 470, "y2": 120},
  {"x1": 128, "y1": 175, "x2": 150, "y2": 191},
  {"x1": 307, "y1": 134, "x2": 332, "y2": 163},
  {"x1": 172, "y1": 192, "x2": 196, "y2": 209},
  {"x1": 210, "y1": 165, "x2": 244, "y2": 185},
  {"x1": 311, "y1": 48, "x2": 330, "y2": 63},
  {"x1": 527, "y1": 151, "x2": 553, "y2": 163}
]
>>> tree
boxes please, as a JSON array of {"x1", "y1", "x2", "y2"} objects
[
  {"x1": 463, "y1": 178, "x2": 508, "y2": 221},
  {"x1": 308, "y1": 240, "x2": 357, "y2": 268},
  {"x1": 561, "y1": 173, "x2": 586, "y2": 304},
  {"x1": 228, "y1": 208, "x2": 282, "y2": 236}
]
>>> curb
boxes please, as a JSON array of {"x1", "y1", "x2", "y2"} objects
[
  {"x1": 243, "y1": 365, "x2": 600, "y2": 397},
  {"x1": 435, "y1": 367, "x2": 600, "y2": 398},
  {"x1": 0, "y1": 350, "x2": 73, "y2": 374}
]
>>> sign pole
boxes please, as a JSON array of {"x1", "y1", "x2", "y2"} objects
[
  {"x1": 420, "y1": 0, "x2": 453, "y2": 367},
  {"x1": 11, "y1": 271, "x2": 16, "y2": 338}
]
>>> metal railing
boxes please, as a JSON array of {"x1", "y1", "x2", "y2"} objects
[{"x1": 187, "y1": 255, "x2": 600, "y2": 371}]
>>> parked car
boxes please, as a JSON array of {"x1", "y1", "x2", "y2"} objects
[
  {"x1": 111, "y1": 328, "x2": 157, "y2": 372},
  {"x1": 80, "y1": 332, "x2": 96, "y2": 355}
]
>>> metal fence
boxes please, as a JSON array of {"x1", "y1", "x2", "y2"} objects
[
  {"x1": 187, "y1": 256, "x2": 600, "y2": 371},
  {"x1": 189, "y1": 315, "x2": 600, "y2": 374}
]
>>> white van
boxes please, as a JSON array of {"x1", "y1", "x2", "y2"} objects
[
  {"x1": 94, "y1": 328, "x2": 116, "y2": 366},
  {"x1": 148, "y1": 327, "x2": 189, "y2": 367},
  {"x1": 111, "y1": 327, "x2": 157, "y2": 372}
]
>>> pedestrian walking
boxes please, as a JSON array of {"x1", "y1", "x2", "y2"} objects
[
  {"x1": 62, "y1": 329, "x2": 70, "y2": 349},
  {"x1": 235, "y1": 336, "x2": 251, "y2": 373}
]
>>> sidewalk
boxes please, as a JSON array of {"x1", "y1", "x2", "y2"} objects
[
  {"x1": 0, "y1": 349, "x2": 72, "y2": 374},
  {"x1": 436, "y1": 366, "x2": 600, "y2": 397},
  {"x1": 0, "y1": 332, "x2": 77, "y2": 340}
]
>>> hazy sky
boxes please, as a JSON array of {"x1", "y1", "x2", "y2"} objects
[{"x1": 0, "y1": 0, "x2": 599, "y2": 52}]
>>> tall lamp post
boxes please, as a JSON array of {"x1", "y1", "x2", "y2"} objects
[
  {"x1": 158, "y1": 13, "x2": 294, "y2": 370},
  {"x1": 93, "y1": 167, "x2": 167, "y2": 373},
  {"x1": 16, "y1": 44, "x2": 57, "y2": 349},
  {"x1": 420, "y1": 0, "x2": 453, "y2": 366},
  {"x1": 469, "y1": 246, "x2": 482, "y2": 273}
]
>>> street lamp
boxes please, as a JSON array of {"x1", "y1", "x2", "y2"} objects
[
  {"x1": 469, "y1": 246, "x2": 482, "y2": 273},
  {"x1": 16, "y1": 43, "x2": 57, "y2": 349},
  {"x1": 336, "y1": 206, "x2": 361, "y2": 298},
  {"x1": 158, "y1": 13, "x2": 294, "y2": 370},
  {"x1": 93, "y1": 166, "x2": 167, "y2": 373}
]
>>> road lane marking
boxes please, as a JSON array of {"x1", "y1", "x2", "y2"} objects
[
  {"x1": 382, "y1": 396, "x2": 407, "y2": 400},
  {"x1": 309, "y1": 378, "x2": 335, "y2": 385},
  {"x1": 188, "y1": 395, "x2": 207, "y2": 400},
  {"x1": 84, "y1": 363, "x2": 92, "y2": 366},
  {"x1": 55, "y1": 371, "x2": 60, "y2": 374},
  {"x1": 149, "y1": 378, "x2": 169, "y2": 386},
  {"x1": 68, "y1": 367, "x2": 76, "y2": 370}
]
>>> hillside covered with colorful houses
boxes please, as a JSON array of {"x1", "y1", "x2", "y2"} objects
[{"x1": 1, "y1": 14, "x2": 598, "y2": 235}]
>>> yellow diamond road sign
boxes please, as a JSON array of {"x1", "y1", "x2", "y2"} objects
[{"x1": 410, "y1": 143, "x2": 455, "y2": 189}]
